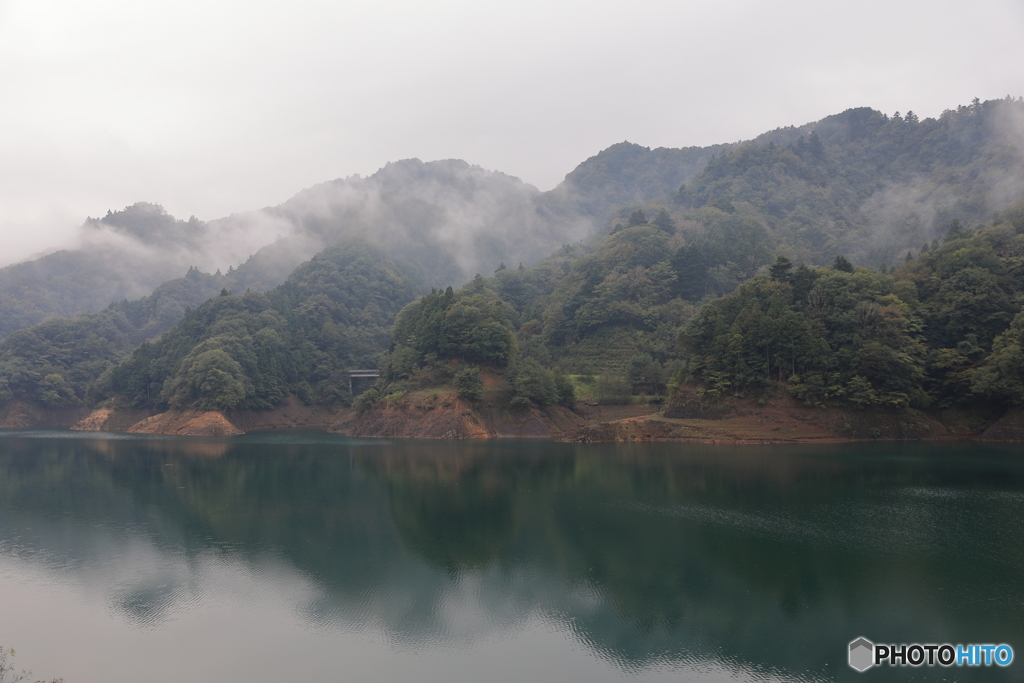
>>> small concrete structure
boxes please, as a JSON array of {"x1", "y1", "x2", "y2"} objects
[{"x1": 347, "y1": 369, "x2": 379, "y2": 395}]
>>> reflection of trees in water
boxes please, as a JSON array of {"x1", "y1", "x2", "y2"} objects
[
  {"x1": 1, "y1": 436, "x2": 1023, "y2": 676},
  {"x1": 387, "y1": 471, "x2": 514, "y2": 572},
  {"x1": 350, "y1": 439, "x2": 1024, "y2": 673}
]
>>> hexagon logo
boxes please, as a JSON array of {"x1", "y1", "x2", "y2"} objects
[{"x1": 849, "y1": 637, "x2": 874, "y2": 672}]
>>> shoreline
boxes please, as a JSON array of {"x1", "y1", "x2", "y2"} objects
[{"x1": 2, "y1": 394, "x2": 1022, "y2": 444}]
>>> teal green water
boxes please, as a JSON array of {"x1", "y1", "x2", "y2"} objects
[{"x1": 0, "y1": 431, "x2": 1021, "y2": 682}]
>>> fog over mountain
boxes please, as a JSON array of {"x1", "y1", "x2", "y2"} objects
[
  {"x1": 213, "y1": 158, "x2": 595, "y2": 290},
  {"x1": 0, "y1": 158, "x2": 600, "y2": 338},
  {"x1": 4, "y1": 0, "x2": 1022, "y2": 269},
  {"x1": 3, "y1": 97, "x2": 1024, "y2": 342}
]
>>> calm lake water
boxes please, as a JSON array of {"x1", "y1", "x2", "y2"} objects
[{"x1": 0, "y1": 431, "x2": 1021, "y2": 682}]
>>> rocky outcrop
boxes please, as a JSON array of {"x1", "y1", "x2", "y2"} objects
[
  {"x1": 568, "y1": 387, "x2": 971, "y2": 443},
  {"x1": 127, "y1": 410, "x2": 243, "y2": 436},
  {"x1": 67, "y1": 398, "x2": 342, "y2": 436}
]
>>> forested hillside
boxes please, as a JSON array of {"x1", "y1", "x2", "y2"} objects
[
  {"x1": 0, "y1": 203, "x2": 304, "y2": 338},
  {"x1": 0, "y1": 267, "x2": 234, "y2": 407},
  {"x1": 680, "y1": 204, "x2": 1024, "y2": 410},
  {"x1": 0, "y1": 205, "x2": 210, "y2": 337},
  {"x1": 109, "y1": 240, "x2": 418, "y2": 411},
  {"x1": 619, "y1": 97, "x2": 1024, "y2": 270},
  {"x1": 1, "y1": 97, "x2": 1022, "y2": 424},
  {"x1": 212, "y1": 158, "x2": 594, "y2": 292},
  {"x1": 0, "y1": 160, "x2": 594, "y2": 339},
  {"x1": 366, "y1": 207, "x2": 770, "y2": 406},
  {"x1": 361, "y1": 197, "x2": 1024, "y2": 418},
  {"x1": 551, "y1": 141, "x2": 735, "y2": 225}
]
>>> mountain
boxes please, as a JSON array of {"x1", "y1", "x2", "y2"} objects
[
  {"x1": 0, "y1": 160, "x2": 595, "y2": 339},
  {"x1": 615, "y1": 97, "x2": 1024, "y2": 268},
  {"x1": 0, "y1": 239, "x2": 419, "y2": 410},
  {"x1": 109, "y1": 239, "x2": 419, "y2": 411},
  {"x1": 0, "y1": 202, "x2": 297, "y2": 339},
  {"x1": 548, "y1": 141, "x2": 735, "y2": 226},
  {"x1": 5, "y1": 97, "x2": 1022, "y2": 345},
  {"x1": 213, "y1": 158, "x2": 594, "y2": 292},
  {"x1": 2, "y1": 96, "x2": 1024, "y2": 420}
]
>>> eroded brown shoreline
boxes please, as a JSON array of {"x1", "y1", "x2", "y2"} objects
[{"x1": 2, "y1": 392, "x2": 1021, "y2": 444}]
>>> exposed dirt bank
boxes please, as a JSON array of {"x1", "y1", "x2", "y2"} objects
[
  {"x1": 328, "y1": 390, "x2": 587, "y2": 439},
  {"x1": 3, "y1": 390, "x2": 1021, "y2": 443},
  {"x1": 593, "y1": 388, "x2": 1014, "y2": 444},
  {"x1": 127, "y1": 410, "x2": 243, "y2": 436},
  {"x1": 66, "y1": 399, "x2": 345, "y2": 436},
  {"x1": 566, "y1": 413, "x2": 846, "y2": 443}
]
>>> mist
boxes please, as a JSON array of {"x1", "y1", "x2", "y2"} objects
[
  {"x1": 1, "y1": 0, "x2": 1021, "y2": 263},
  {"x1": 0, "y1": 158, "x2": 598, "y2": 338},
  {"x1": 226, "y1": 159, "x2": 596, "y2": 288},
  {"x1": 855, "y1": 102, "x2": 1024, "y2": 264}
]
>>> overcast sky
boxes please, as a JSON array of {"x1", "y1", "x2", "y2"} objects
[{"x1": 1, "y1": 0, "x2": 1022, "y2": 266}]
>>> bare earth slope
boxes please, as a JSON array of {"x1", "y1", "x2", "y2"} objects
[{"x1": 6, "y1": 390, "x2": 1021, "y2": 442}]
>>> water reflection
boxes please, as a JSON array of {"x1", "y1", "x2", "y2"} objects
[{"x1": 0, "y1": 431, "x2": 1022, "y2": 682}]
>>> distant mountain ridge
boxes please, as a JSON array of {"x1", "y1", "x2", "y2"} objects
[
  {"x1": 213, "y1": 157, "x2": 594, "y2": 292},
  {"x1": 607, "y1": 98, "x2": 1024, "y2": 267},
  {"x1": 1, "y1": 96, "x2": 1022, "y2": 343},
  {"x1": 0, "y1": 159, "x2": 594, "y2": 339},
  {"x1": 553, "y1": 140, "x2": 735, "y2": 224}
]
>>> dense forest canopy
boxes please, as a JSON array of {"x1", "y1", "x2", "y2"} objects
[
  {"x1": 109, "y1": 240, "x2": 418, "y2": 411},
  {"x1": 0, "y1": 240, "x2": 419, "y2": 411},
  {"x1": 0, "y1": 267, "x2": 233, "y2": 407},
  {"x1": 378, "y1": 279, "x2": 574, "y2": 409},
  {"x1": 637, "y1": 97, "x2": 1024, "y2": 269},
  {"x1": 554, "y1": 141, "x2": 736, "y2": 225},
  {"x1": 681, "y1": 206, "x2": 1024, "y2": 409}
]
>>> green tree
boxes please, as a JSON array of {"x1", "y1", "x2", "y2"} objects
[
  {"x1": 627, "y1": 209, "x2": 648, "y2": 227},
  {"x1": 36, "y1": 374, "x2": 78, "y2": 407},
  {"x1": 454, "y1": 367, "x2": 484, "y2": 403},
  {"x1": 972, "y1": 312, "x2": 1024, "y2": 404},
  {"x1": 512, "y1": 358, "x2": 558, "y2": 406},
  {"x1": 944, "y1": 219, "x2": 971, "y2": 242},
  {"x1": 552, "y1": 367, "x2": 576, "y2": 406},
  {"x1": 833, "y1": 255, "x2": 854, "y2": 273},
  {"x1": 651, "y1": 209, "x2": 675, "y2": 232},
  {"x1": 769, "y1": 256, "x2": 794, "y2": 282},
  {"x1": 164, "y1": 348, "x2": 250, "y2": 410}
]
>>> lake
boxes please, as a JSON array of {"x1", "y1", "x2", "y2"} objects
[{"x1": 0, "y1": 431, "x2": 1021, "y2": 682}]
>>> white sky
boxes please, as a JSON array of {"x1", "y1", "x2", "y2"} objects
[{"x1": 1, "y1": 0, "x2": 1023, "y2": 266}]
